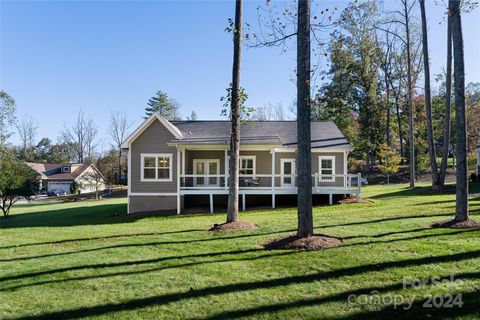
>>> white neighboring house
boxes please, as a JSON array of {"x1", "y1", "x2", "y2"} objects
[{"x1": 27, "y1": 163, "x2": 106, "y2": 195}]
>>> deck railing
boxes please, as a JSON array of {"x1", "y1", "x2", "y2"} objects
[{"x1": 180, "y1": 173, "x2": 361, "y2": 192}]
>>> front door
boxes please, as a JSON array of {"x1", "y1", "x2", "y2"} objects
[
  {"x1": 281, "y1": 159, "x2": 296, "y2": 187},
  {"x1": 194, "y1": 159, "x2": 220, "y2": 187}
]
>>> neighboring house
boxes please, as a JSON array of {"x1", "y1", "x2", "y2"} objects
[
  {"x1": 122, "y1": 113, "x2": 361, "y2": 214},
  {"x1": 27, "y1": 163, "x2": 106, "y2": 194}
]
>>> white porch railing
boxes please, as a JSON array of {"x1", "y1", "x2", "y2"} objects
[{"x1": 179, "y1": 173, "x2": 361, "y2": 193}]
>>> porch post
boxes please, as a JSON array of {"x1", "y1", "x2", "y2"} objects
[
  {"x1": 177, "y1": 149, "x2": 181, "y2": 214},
  {"x1": 182, "y1": 148, "x2": 186, "y2": 175},
  {"x1": 329, "y1": 193, "x2": 333, "y2": 205},
  {"x1": 209, "y1": 194, "x2": 214, "y2": 213},
  {"x1": 344, "y1": 151, "x2": 348, "y2": 188},
  {"x1": 224, "y1": 149, "x2": 228, "y2": 189},
  {"x1": 242, "y1": 194, "x2": 246, "y2": 211},
  {"x1": 271, "y1": 148, "x2": 276, "y2": 208}
]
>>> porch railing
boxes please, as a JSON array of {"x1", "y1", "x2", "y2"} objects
[{"x1": 179, "y1": 173, "x2": 361, "y2": 193}]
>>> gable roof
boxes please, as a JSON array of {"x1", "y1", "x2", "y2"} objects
[
  {"x1": 121, "y1": 113, "x2": 183, "y2": 148},
  {"x1": 122, "y1": 114, "x2": 352, "y2": 150},
  {"x1": 26, "y1": 163, "x2": 94, "y2": 181},
  {"x1": 170, "y1": 120, "x2": 352, "y2": 150}
]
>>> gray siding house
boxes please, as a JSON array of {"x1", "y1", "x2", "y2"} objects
[{"x1": 122, "y1": 113, "x2": 361, "y2": 214}]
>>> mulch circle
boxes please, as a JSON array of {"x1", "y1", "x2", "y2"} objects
[
  {"x1": 431, "y1": 219, "x2": 480, "y2": 229},
  {"x1": 337, "y1": 198, "x2": 372, "y2": 204},
  {"x1": 208, "y1": 221, "x2": 258, "y2": 232},
  {"x1": 263, "y1": 234, "x2": 342, "y2": 250}
]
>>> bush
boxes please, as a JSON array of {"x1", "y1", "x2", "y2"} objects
[{"x1": 471, "y1": 173, "x2": 478, "y2": 183}]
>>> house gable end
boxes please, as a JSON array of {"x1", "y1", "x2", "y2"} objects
[{"x1": 121, "y1": 114, "x2": 183, "y2": 149}]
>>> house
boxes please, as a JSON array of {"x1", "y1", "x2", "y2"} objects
[
  {"x1": 122, "y1": 113, "x2": 361, "y2": 214},
  {"x1": 27, "y1": 162, "x2": 106, "y2": 195}
]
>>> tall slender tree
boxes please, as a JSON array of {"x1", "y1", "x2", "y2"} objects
[
  {"x1": 419, "y1": 0, "x2": 441, "y2": 190},
  {"x1": 403, "y1": 0, "x2": 416, "y2": 188},
  {"x1": 226, "y1": 0, "x2": 243, "y2": 223},
  {"x1": 450, "y1": 0, "x2": 468, "y2": 221},
  {"x1": 296, "y1": 0, "x2": 313, "y2": 238},
  {"x1": 439, "y1": 2, "x2": 453, "y2": 189}
]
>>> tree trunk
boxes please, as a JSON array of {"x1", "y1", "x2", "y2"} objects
[
  {"x1": 226, "y1": 0, "x2": 243, "y2": 223},
  {"x1": 450, "y1": 0, "x2": 468, "y2": 221},
  {"x1": 389, "y1": 78, "x2": 405, "y2": 163},
  {"x1": 296, "y1": 0, "x2": 313, "y2": 238},
  {"x1": 420, "y1": 0, "x2": 440, "y2": 190},
  {"x1": 404, "y1": 0, "x2": 415, "y2": 188},
  {"x1": 385, "y1": 74, "x2": 391, "y2": 146},
  {"x1": 118, "y1": 148, "x2": 122, "y2": 183},
  {"x1": 439, "y1": 7, "x2": 453, "y2": 190}
]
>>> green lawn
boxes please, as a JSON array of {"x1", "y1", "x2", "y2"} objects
[{"x1": 1, "y1": 183, "x2": 480, "y2": 320}]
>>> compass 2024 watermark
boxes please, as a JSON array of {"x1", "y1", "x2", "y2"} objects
[{"x1": 347, "y1": 275, "x2": 464, "y2": 310}]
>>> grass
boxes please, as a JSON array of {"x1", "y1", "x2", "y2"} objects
[{"x1": 1, "y1": 183, "x2": 480, "y2": 319}]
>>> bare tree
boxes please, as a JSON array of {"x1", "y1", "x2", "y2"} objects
[
  {"x1": 226, "y1": 0, "x2": 243, "y2": 223},
  {"x1": 440, "y1": 2, "x2": 453, "y2": 189},
  {"x1": 16, "y1": 115, "x2": 38, "y2": 160},
  {"x1": 296, "y1": 0, "x2": 313, "y2": 237},
  {"x1": 375, "y1": 0, "x2": 418, "y2": 187},
  {"x1": 252, "y1": 103, "x2": 287, "y2": 120},
  {"x1": 108, "y1": 112, "x2": 132, "y2": 183},
  {"x1": 420, "y1": 0, "x2": 443, "y2": 191},
  {"x1": 403, "y1": 0, "x2": 416, "y2": 188},
  {"x1": 450, "y1": 0, "x2": 468, "y2": 221},
  {"x1": 61, "y1": 109, "x2": 98, "y2": 163}
]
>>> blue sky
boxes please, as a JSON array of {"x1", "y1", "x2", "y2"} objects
[{"x1": 1, "y1": 0, "x2": 479, "y2": 148}]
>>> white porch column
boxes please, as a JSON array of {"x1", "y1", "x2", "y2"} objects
[
  {"x1": 209, "y1": 194, "x2": 214, "y2": 213},
  {"x1": 176, "y1": 149, "x2": 181, "y2": 214},
  {"x1": 271, "y1": 149, "x2": 276, "y2": 208},
  {"x1": 224, "y1": 149, "x2": 228, "y2": 189},
  {"x1": 242, "y1": 194, "x2": 246, "y2": 211},
  {"x1": 329, "y1": 194, "x2": 333, "y2": 205},
  {"x1": 344, "y1": 151, "x2": 348, "y2": 188},
  {"x1": 182, "y1": 148, "x2": 186, "y2": 175}
]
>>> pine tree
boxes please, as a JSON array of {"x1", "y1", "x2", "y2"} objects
[{"x1": 144, "y1": 90, "x2": 179, "y2": 120}]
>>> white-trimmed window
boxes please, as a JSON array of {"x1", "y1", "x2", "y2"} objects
[
  {"x1": 318, "y1": 156, "x2": 335, "y2": 182},
  {"x1": 141, "y1": 153, "x2": 173, "y2": 182},
  {"x1": 240, "y1": 156, "x2": 256, "y2": 175}
]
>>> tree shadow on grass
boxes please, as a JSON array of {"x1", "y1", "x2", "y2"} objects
[
  {"x1": 0, "y1": 229, "x2": 206, "y2": 250},
  {"x1": 4, "y1": 228, "x2": 476, "y2": 284},
  {"x1": 9, "y1": 249, "x2": 480, "y2": 320},
  {"x1": 192, "y1": 272, "x2": 480, "y2": 320},
  {"x1": 0, "y1": 203, "x2": 132, "y2": 228},
  {"x1": 1, "y1": 248, "x2": 298, "y2": 291},
  {"x1": 370, "y1": 182, "x2": 479, "y2": 200},
  {"x1": 319, "y1": 212, "x2": 452, "y2": 229},
  {"x1": 0, "y1": 228, "x2": 298, "y2": 263}
]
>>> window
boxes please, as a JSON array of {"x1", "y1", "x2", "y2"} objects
[
  {"x1": 240, "y1": 156, "x2": 256, "y2": 175},
  {"x1": 318, "y1": 156, "x2": 335, "y2": 182},
  {"x1": 61, "y1": 166, "x2": 71, "y2": 173},
  {"x1": 141, "y1": 153, "x2": 173, "y2": 181}
]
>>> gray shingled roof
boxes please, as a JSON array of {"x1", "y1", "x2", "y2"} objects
[{"x1": 170, "y1": 121, "x2": 351, "y2": 149}]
